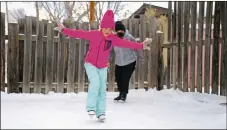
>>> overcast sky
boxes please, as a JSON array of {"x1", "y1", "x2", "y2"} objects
[{"x1": 1, "y1": 2, "x2": 169, "y2": 21}]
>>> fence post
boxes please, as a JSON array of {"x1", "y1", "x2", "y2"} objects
[
  {"x1": 67, "y1": 22, "x2": 77, "y2": 93},
  {"x1": 23, "y1": 16, "x2": 32, "y2": 93},
  {"x1": 0, "y1": 12, "x2": 5, "y2": 92},
  {"x1": 34, "y1": 21, "x2": 44, "y2": 93},
  {"x1": 7, "y1": 23, "x2": 19, "y2": 93},
  {"x1": 221, "y1": 2, "x2": 227, "y2": 96},
  {"x1": 197, "y1": 2, "x2": 205, "y2": 93},
  {"x1": 45, "y1": 22, "x2": 54, "y2": 94},
  {"x1": 157, "y1": 31, "x2": 164, "y2": 90},
  {"x1": 204, "y1": 2, "x2": 213, "y2": 94},
  {"x1": 57, "y1": 33, "x2": 66, "y2": 93}
]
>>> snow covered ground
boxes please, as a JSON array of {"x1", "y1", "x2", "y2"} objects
[{"x1": 1, "y1": 88, "x2": 226, "y2": 129}]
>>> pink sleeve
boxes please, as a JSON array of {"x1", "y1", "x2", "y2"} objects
[
  {"x1": 113, "y1": 35, "x2": 143, "y2": 49},
  {"x1": 62, "y1": 28, "x2": 93, "y2": 40}
]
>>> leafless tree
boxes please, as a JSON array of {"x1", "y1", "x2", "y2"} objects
[
  {"x1": 10, "y1": 8, "x2": 26, "y2": 22},
  {"x1": 38, "y1": 1, "x2": 130, "y2": 24}
]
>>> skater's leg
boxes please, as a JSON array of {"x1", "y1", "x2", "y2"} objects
[
  {"x1": 84, "y1": 63, "x2": 100, "y2": 112},
  {"x1": 96, "y1": 67, "x2": 108, "y2": 118},
  {"x1": 121, "y1": 61, "x2": 136, "y2": 94}
]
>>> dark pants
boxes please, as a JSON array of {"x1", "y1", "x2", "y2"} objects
[{"x1": 115, "y1": 61, "x2": 136, "y2": 94}]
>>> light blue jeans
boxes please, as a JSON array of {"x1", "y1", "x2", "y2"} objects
[{"x1": 84, "y1": 62, "x2": 108, "y2": 117}]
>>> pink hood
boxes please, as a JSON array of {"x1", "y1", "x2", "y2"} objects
[{"x1": 62, "y1": 10, "x2": 143, "y2": 69}]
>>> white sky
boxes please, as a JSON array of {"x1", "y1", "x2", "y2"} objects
[{"x1": 1, "y1": 2, "x2": 169, "y2": 21}]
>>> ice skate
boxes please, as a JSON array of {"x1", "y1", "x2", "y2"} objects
[
  {"x1": 97, "y1": 114, "x2": 106, "y2": 122},
  {"x1": 88, "y1": 110, "x2": 95, "y2": 119}
]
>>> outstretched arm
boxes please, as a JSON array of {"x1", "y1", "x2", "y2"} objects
[
  {"x1": 128, "y1": 34, "x2": 145, "y2": 64},
  {"x1": 112, "y1": 35, "x2": 143, "y2": 50},
  {"x1": 62, "y1": 28, "x2": 94, "y2": 40},
  {"x1": 56, "y1": 22, "x2": 94, "y2": 41}
]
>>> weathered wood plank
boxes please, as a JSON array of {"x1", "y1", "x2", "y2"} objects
[
  {"x1": 167, "y1": 1, "x2": 172, "y2": 88},
  {"x1": 57, "y1": 33, "x2": 66, "y2": 93},
  {"x1": 221, "y1": 2, "x2": 227, "y2": 96},
  {"x1": 7, "y1": 23, "x2": 19, "y2": 93},
  {"x1": 197, "y1": 2, "x2": 205, "y2": 93},
  {"x1": 212, "y1": 2, "x2": 221, "y2": 95},
  {"x1": 190, "y1": 1, "x2": 197, "y2": 92},
  {"x1": 0, "y1": 12, "x2": 5, "y2": 92},
  {"x1": 34, "y1": 21, "x2": 44, "y2": 93},
  {"x1": 139, "y1": 15, "x2": 146, "y2": 89},
  {"x1": 67, "y1": 22, "x2": 77, "y2": 93},
  {"x1": 23, "y1": 16, "x2": 32, "y2": 93},
  {"x1": 128, "y1": 18, "x2": 135, "y2": 89},
  {"x1": 183, "y1": 2, "x2": 190, "y2": 92},
  {"x1": 204, "y1": 2, "x2": 213, "y2": 93},
  {"x1": 45, "y1": 22, "x2": 54, "y2": 93},
  {"x1": 177, "y1": 2, "x2": 183, "y2": 90},
  {"x1": 78, "y1": 22, "x2": 88, "y2": 92},
  {"x1": 157, "y1": 32, "x2": 164, "y2": 90}
]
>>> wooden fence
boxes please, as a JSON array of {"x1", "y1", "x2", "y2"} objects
[
  {"x1": 0, "y1": 1, "x2": 226, "y2": 96},
  {"x1": 0, "y1": 11, "x2": 165, "y2": 94},
  {"x1": 166, "y1": 1, "x2": 227, "y2": 96}
]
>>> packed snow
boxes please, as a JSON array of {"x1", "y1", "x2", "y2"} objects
[{"x1": 1, "y1": 88, "x2": 226, "y2": 129}]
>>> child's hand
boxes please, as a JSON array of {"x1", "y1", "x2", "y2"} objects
[
  {"x1": 142, "y1": 38, "x2": 152, "y2": 50},
  {"x1": 54, "y1": 21, "x2": 65, "y2": 32}
]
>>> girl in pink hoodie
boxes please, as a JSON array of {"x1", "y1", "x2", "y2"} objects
[{"x1": 57, "y1": 10, "x2": 151, "y2": 121}]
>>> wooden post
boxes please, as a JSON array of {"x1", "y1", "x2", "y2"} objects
[
  {"x1": 167, "y1": 2, "x2": 172, "y2": 88},
  {"x1": 23, "y1": 16, "x2": 32, "y2": 93},
  {"x1": 45, "y1": 22, "x2": 54, "y2": 93},
  {"x1": 7, "y1": 23, "x2": 19, "y2": 93},
  {"x1": 78, "y1": 22, "x2": 88, "y2": 92},
  {"x1": 157, "y1": 32, "x2": 164, "y2": 90},
  {"x1": 212, "y1": 2, "x2": 221, "y2": 95},
  {"x1": 34, "y1": 21, "x2": 44, "y2": 93},
  {"x1": 204, "y1": 2, "x2": 213, "y2": 94},
  {"x1": 197, "y1": 2, "x2": 205, "y2": 93},
  {"x1": 67, "y1": 22, "x2": 77, "y2": 93},
  {"x1": 221, "y1": 2, "x2": 227, "y2": 96},
  {"x1": 108, "y1": 49, "x2": 115, "y2": 92},
  {"x1": 177, "y1": 2, "x2": 183, "y2": 90},
  {"x1": 183, "y1": 2, "x2": 190, "y2": 92},
  {"x1": 57, "y1": 33, "x2": 66, "y2": 93},
  {"x1": 138, "y1": 15, "x2": 146, "y2": 89},
  {"x1": 190, "y1": 2, "x2": 197, "y2": 92},
  {"x1": 0, "y1": 12, "x2": 5, "y2": 92}
]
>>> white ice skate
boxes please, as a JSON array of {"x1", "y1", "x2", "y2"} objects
[
  {"x1": 97, "y1": 115, "x2": 106, "y2": 122},
  {"x1": 88, "y1": 110, "x2": 95, "y2": 119}
]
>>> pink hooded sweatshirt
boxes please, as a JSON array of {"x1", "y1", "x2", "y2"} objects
[{"x1": 62, "y1": 10, "x2": 143, "y2": 69}]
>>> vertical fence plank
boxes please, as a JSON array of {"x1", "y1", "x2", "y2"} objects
[
  {"x1": 167, "y1": 2, "x2": 172, "y2": 88},
  {"x1": 45, "y1": 22, "x2": 54, "y2": 93},
  {"x1": 67, "y1": 22, "x2": 77, "y2": 93},
  {"x1": 128, "y1": 18, "x2": 135, "y2": 89},
  {"x1": 157, "y1": 32, "x2": 164, "y2": 90},
  {"x1": 0, "y1": 12, "x2": 5, "y2": 92},
  {"x1": 220, "y1": 2, "x2": 227, "y2": 96},
  {"x1": 190, "y1": 2, "x2": 197, "y2": 92},
  {"x1": 57, "y1": 33, "x2": 66, "y2": 93},
  {"x1": 7, "y1": 23, "x2": 19, "y2": 93},
  {"x1": 108, "y1": 49, "x2": 115, "y2": 92},
  {"x1": 183, "y1": 2, "x2": 190, "y2": 92},
  {"x1": 138, "y1": 15, "x2": 146, "y2": 89},
  {"x1": 197, "y1": 2, "x2": 205, "y2": 93},
  {"x1": 204, "y1": 2, "x2": 213, "y2": 93},
  {"x1": 23, "y1": 16, "x2": 32, "y2": 93},
  {"x1": 212, "y1": 2, "x2": 221, "y2": 95},
  {"x1": 34, "y1": 21, "x2": 44, "y2": 93},
  {"x1": 78, "y1": 23, "x2": 88, "y2": 92},
  {"x1": 177, "y1": 2, "x2": 183, "y2": 90}
]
